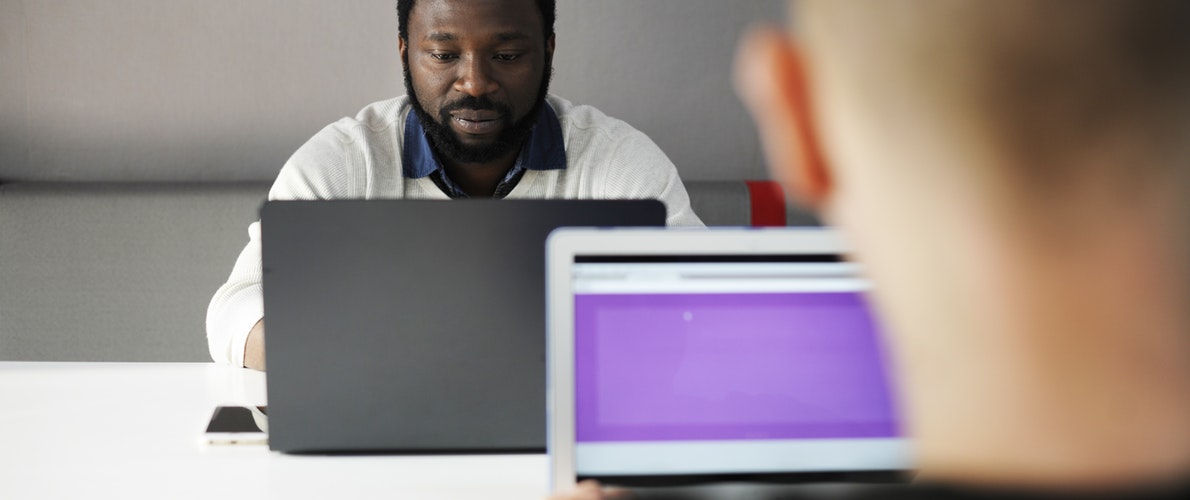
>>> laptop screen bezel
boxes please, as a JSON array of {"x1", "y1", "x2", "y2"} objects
[{"x1": 545, "y1": 227, "x2": 912, "y2": 491}]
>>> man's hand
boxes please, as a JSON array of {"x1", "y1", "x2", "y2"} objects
[
  {"x1": 244, "y1": 319, "x2": 266, "y2": 371},
  {"x1": 547, "y1": 480, "x2": 632, "y2": 500}
]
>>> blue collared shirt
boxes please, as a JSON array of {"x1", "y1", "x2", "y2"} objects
[{"x1": 401, "y1": 103, "x2": 567, "y2": 198}]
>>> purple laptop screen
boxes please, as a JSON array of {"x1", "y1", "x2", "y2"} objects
[{"x1": 574, "y1": 292, "x2": 900, "y2": 443}]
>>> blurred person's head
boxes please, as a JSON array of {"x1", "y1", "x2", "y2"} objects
[{"x1": 736, "y1": 0, "x2": 1190, "y2": 490}]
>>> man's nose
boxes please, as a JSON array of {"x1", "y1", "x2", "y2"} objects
[{"x1": 454, "y1": 56, "x2": 499, "y2": 97}]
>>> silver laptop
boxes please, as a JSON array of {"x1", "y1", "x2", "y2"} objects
[
  {"x1": 260, "y1": 199, "x2": 665, "y2": 454},
  {"x1": 546, "y1": 227, "x2": 912, "y2": 490}
]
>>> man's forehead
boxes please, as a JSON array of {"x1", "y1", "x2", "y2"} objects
[{"x1": 410, "y1": 0, "x2": 542, "y2": 40}]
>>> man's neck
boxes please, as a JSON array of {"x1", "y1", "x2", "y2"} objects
[
  {"x1": 441, "y1": 150, "x2": 520, "y2": 198},
  {"x1": 897, "y1": 190, "x2": 1190, "y2": 488}
]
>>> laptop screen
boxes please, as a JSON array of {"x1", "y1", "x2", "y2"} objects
[{"x1": 569, "y1": 254, "x2": 909, "y2": 479}]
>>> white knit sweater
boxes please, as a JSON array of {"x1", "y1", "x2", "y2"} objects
[{"x1": 206, "y1": 95, "x2": 703, "y2": 366}]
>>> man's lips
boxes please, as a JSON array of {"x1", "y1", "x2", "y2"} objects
[
  {"x1": 449, "y1": 109, "x2": 503, "y2": 135},
  {"x1": 451, "y1": 109, "x2": 500, "y2": 121}
]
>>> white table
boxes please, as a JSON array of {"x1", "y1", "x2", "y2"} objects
[{"x1": 0, "y1": 362, "x2": 549, "y2": 499}]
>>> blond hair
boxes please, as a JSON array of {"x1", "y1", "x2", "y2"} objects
[{"x1": 799, "y1": 0, "x2": 1190, "y2": 191}]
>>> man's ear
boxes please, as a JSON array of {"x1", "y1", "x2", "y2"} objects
[
  {"x1": 399, "y1": 36, "x2": 407, "y2": 61},
  {"x1": 545, "y1": 33, "x2": 556, "y2": 68},
  {"x1": 733, "y1": 26, "x2": 832, "y2": 211}
]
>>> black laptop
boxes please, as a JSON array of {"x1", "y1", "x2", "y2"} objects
[{"x1": 259, "y1": 199, "x2": 666, "y2": 454}]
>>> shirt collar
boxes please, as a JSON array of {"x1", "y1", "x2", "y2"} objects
[{"x1": 402, "y1": 100, "x2": 567, "y2": 179}]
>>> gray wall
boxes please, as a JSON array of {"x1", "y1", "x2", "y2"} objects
[{"x1": 0, "y1": 0, "x2": 784, "y2": 183}]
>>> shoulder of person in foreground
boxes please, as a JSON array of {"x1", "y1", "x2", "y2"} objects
[{"x1": 547, "y1": 477, "x2": 1190, "y2": 500}]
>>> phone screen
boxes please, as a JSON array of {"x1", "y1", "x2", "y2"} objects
[{"x1": 203, "y1": 405, "x2": 268, "y2": 445}]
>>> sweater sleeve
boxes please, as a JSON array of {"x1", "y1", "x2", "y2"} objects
[
  {"x1": 205, "y1": 121, "x2": 362, "y2": 366},
  {"x1": 597, "y1": 128, "x2": 705, "y2": 227}
]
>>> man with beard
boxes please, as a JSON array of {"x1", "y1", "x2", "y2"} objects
[{"x1": 206, "y1": 0, "x2": 703, "y2": 370}]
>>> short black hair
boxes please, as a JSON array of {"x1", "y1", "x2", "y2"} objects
[{"x1": 397, "y1": 0, "x2": 556, "y2": 42}]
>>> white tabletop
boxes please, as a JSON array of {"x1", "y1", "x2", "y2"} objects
[{"x1": 0, "y1": 362, "x2": 548, "y2": 500}]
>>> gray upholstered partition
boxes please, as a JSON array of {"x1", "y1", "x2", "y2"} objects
[
  {"x1": 0, "y1": 181, "x2": 815, "y2": 362},
  {"x1": 0, "y1": 183, "x2": 269, "y2": 361}
]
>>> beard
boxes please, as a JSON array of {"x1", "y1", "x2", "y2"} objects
[{"x1": 403, "y1": 56, "x2": 552, "y2": 165}]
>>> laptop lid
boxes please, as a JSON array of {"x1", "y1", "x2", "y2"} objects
[
  {"x1": 261, "y1": 199, "x2": 665, "y2": 454},
  {"x1": 546, "y1": 227, "x2": 911, "y2": 489}
]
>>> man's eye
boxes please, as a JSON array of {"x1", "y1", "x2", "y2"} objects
[
  {"x1": 430, "y1": 53, "x2": 457, "y2": 61},
  {"x1": 494, "y1": 53, "x2": 522, "y2": 62}
]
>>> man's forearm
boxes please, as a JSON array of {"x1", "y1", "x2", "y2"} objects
[{"x1": 244, "y1": 319, "x2": 266, "y2": 371}]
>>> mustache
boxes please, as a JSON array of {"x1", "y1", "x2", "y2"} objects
[{"x1": 440, "y1": 95, "x2": 511, "y2": 116}]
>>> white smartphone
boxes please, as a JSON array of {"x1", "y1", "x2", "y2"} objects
[{"x1": 202, "y1": 405, "x2": 268, "y2": 445}]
